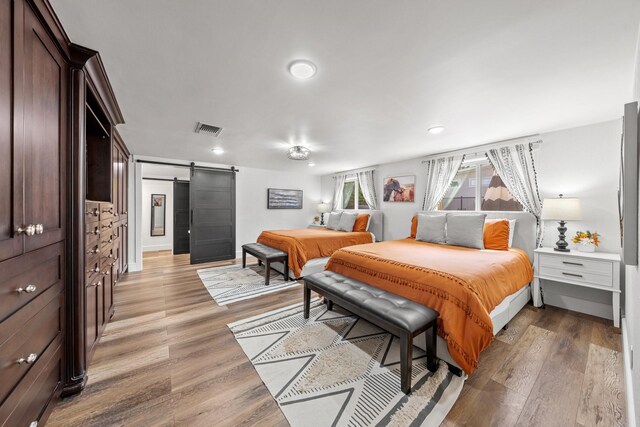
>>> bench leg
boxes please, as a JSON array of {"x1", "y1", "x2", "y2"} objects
[
  {"x1": 258, "y1": 259, "x2": 262, "y2": 266},
  {"x1": 303, "y1": 282, "x2": 311, "y2": 319},
  {"x1": 242, "y1": 250, "x2": 247, "y2": 268},
  {"x1": 265, "y1": 261, "x2": 271, "y2": 286},
  {"x1": 400, "y1": 333, "x2": 412, "y2": 395},
  {"x1": 326, "y1": 299, "x2": 334, "y2": 311},
  {"x1": 284, "y1": 258, "x2": 289, "y2": 281},
  {"x1": 426, "y1": 323, "x2": 438, "y2": 373}
]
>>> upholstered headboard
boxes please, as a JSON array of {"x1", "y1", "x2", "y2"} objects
[
  {"x1": 417, "y1": 211, "x2": 537, "y2": 263},
  {"x1": 353, "y1": 210, "x2": 383, "y2": 242}
]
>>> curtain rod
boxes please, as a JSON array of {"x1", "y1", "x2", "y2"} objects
[
  {"x1": 331, "y1": 165, "x2": 378, "y2": 178},
  {"x1": 142, "y1": 177, "x2": 189, "y2": 182},
  {"x1": 421, "y1": 134, "x2": 542, "y2": 163},
  {"x1": 136, "y1": 159, "x2": 239, "y2": 173}
]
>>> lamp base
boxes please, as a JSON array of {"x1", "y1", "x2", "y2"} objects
[
  {"x1": 320, "y1": 213, "x2": 325, "y2": 226},
  {"x1": 553, "y1": 220, "x2": 571, "y2": 252}
]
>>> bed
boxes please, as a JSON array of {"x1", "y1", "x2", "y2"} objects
[
  {"x1": 258, "y1": 210, "x2": 384, "y2": 279},
  {"x1": 324, "y1": 211, "x2": 536, "y2": 375}
]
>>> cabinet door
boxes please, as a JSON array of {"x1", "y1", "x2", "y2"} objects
[
  {"x1": 122, "y1": 154, "x2": 128, "y2": 218},
  {"x1": 21, "y1": 3, "x2": 68, "y2": 253},
  {"x1": 85, "y1": 279, "x2": 99, "y2": 359},
  {"x1": 121, "y1": 223, "x2": 128, "y2": 273},
  {"x1": 0, "y1": 0, "x2": 23, "y2": 262},
  {"x1": 112, "y1": 143, "x2": 120, "y2": 220}
]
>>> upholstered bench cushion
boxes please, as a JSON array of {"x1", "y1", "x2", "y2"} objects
[
  {"x1": 242, "y1": 243, "x2": 287, "y2": 259},
  {"x1": 304, "y1": 271, "x2": 437, "y2": 334}
]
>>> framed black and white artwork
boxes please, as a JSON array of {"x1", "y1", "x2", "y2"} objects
[{"x1": 267, "y1": 188, "x2": 303, "y2": 209}]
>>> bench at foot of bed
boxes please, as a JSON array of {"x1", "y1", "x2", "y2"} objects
[
  {"x1": 241, "y1": 243, "x2": 289, "y2": 286},
  {"x1": 303, "y1": 271, "x2": 439, "y2": 395}
]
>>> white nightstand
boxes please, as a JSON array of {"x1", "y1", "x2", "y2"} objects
[
  {"x1": 308, "y1": 224, "x2": 326, "y2": 229},
  {"x1": 533, "y1": 247, "x2": 621, "y2": 327}
]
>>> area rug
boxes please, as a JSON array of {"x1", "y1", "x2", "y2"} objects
[
  {"x1": 228, "y1": 299, "x2": 464, "y2": 427},
  {"x1": 197, "y1": 264, "x2": 300, "y2": 305}
]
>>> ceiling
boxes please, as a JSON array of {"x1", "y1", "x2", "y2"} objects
[{"x1": 52, "y1": 0, "x2": 640, "y2": 175}]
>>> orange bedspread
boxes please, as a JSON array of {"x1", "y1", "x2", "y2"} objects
[
  {"x1": 325, "y1": 238, "x2": 533, "y2": 374},
  {"x1": 257, "y1": 228, "x2": 374, "y2": 278}
]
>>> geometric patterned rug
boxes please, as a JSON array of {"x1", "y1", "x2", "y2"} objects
[
  {"x1": 228, "y1": 298, "x2": 464, "y2": 427},
  {"x1": 197, "y1": 264, "x2": 300, "y2": 305}
]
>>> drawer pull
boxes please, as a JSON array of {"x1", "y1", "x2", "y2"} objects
[
  {"x1": 108, "y1": 254, "x2": 113, "y2": 258},
  {"x1": 86, "y1": 208, "x2": 99, "y2": 216},
  {"x1": 104, "y1": 270, "x2": 111, "y2": 276},
  {"x1": 16, "y1": 353, "x2": 38, "y2": 365},
  {"x1": 87, "y1": 248, "x2": 100, "y2": 255},
  {"x1": 29, "y1": 421, "x2": 37, "y2": 427},
  {"x1": 124, "y1": 224, "x2": 128, "y2": 228},
  {"x1": 96, "y1": 281, "x2": 102, "y2": 287},
  {"x1": 562, "y1": 272, "x2": 583, "y2": 278},
  {"x1": 34, "y1": 224, "x2": 44, "y2": 235},
  {"x1": 16, "y1": 284, "x2": 37, "y2": 294},
  {"x1": 102, "y1": 208, "x2": 114, "y2": 214},
  {"x1": 16, "y1": 224, "x2": 35, "y2": 236},
  {"x1": 87, "y1": 267, "x2": 100, "y2": 273},
  {"x1": 562, "y1": 261, "x2": 584, "y2": 267},
  {"x1": 86, "y1": 229, "x2": 99, "y2": 235},
  {"x1": 102, "y1": 224, "x2": 113, "y2": 229}
]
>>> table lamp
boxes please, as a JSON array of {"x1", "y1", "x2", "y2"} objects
[
  {"x1": 541, "y1": 194, "x2": 582, "y2": 252},
  {"x1": 317, "y1": 203, "x2": 331, "y2": 225}
]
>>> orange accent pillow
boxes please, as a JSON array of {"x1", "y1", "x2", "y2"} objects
[
  {"x1": 352, "y1": 214, "x2": 370, "y2": 232},
  {"x1": 410, "y1": 215, "x2": 418, "y2": 238},
  {"x1": 483, "y1": 219, "x2": 510, "y2": 250}
]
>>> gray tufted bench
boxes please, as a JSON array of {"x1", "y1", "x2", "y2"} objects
[
  {"x1": 303, "y1": 271, "x2": 439, "y2": 394},
  {"x1": 242, "y1": 243, "x2": 289, "y2": 286}
]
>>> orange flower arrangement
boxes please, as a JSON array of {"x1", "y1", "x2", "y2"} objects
[{"x1": 571, "y1": 230, "x2": 600, "y2": 247}]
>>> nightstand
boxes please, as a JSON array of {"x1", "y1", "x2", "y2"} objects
[
  {"x1": 533, "y1": 247, "x2": 621, "y2": 327},
  {"x1": 308, "y1": 224, "x2": 326, "y2": 229}
]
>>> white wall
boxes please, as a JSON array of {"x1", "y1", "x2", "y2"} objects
[{"x1": 141, "y1": 180, "x2": 174, "y2": 252}]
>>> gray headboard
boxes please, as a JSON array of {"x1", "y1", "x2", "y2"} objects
[{"x1": 418, "y1": 211, "x2": 537, "y2": 263}]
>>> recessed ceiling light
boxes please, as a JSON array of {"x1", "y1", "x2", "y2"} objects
[
  {"x1": 288, "y1": 60, "x2": 317, "y2": 79},
  {"x1": 308, "y1": 162, "x2": 315, "y2": 167},
  {"x1": 428, "y1": 126, "x2": 445, "y2": 134},
  {"x1": 210, "y1": 147, "x2": 224, "y2": 155}
]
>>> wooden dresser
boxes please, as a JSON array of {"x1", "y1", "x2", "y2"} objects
[{"x1": 0, "y1": 0, "x2": 129, "y2": 424}]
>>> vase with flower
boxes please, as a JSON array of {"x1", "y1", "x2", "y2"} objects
[{"x1": 571, "y1": 230, "x2": 600, "y2": 253}]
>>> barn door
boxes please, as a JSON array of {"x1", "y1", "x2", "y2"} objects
[
  {"x1": 189, "y1": 168, "x2": 235, "y2": 264},
  {"x1": 173, "y1": 180, "x2": 190, "y2": 255}
]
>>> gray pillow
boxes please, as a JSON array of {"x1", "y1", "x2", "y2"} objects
[
  {"x1": 415, "y1": 214, "x2": 446, "y2": 244},
  {"x1": 337, "y1": 211, "x2": 358, "y2": 232},
  {"x1": 326, "y1": 211, "x2": 342, "y2": 230},
  {"x1": 445, "y1": 213, "x2": 487, "y2": 249}
]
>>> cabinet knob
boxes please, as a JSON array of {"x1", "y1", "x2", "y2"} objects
[
  {"x1": 104, "y1": 270, "x2": 111, "y2": 276},
  {"x1": 87, "y1": 267, "x2": 100, "y2": 273},
  {"x1": 16, "y1": 353, "x2": 38, "y2": 365},
  {"x1": 102, "y1": 208, "x2": 114, "y2": 214},
  {"x1": 85, "y1": 208, "x2": 99, "y2": 216},
  {"x1": 16, "y1": 284, "x2": 37, "y2": 294},
  {"x1": 34, "y1": 224, "x2": 44, "y2": 235},
  {"x1": 108, "y1": 254, "x2": 113, "y2": 258},
  {"x1": 96, "y1": 281, "x2": 102, "y2": 287},
  {"x1": 16, "y1": 225, "x2": 35, "y2": 236},
  {"x1": 29, "y1": 421, "x2": 38, "y2": 427},
  {"x1": 87, "y1": 248, "x2": 100, "y2": 255},
  {"x1": 124, "y1": 224, "x2": 128, "y2": 228}
]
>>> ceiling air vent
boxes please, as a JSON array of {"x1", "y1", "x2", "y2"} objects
[{"x1": 195, "y1": 122, "x2": 223, "y2": 137}]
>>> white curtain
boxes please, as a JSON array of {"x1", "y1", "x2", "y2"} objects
[
  {"x1": 332, "y1": 174, "x2": 346, "y2": 210},
  {"x1": 486, "y1": 143, "x2": 543, "y2": 245},
  {"x1": 357, "y1": 170, "x2": 378, "y2": 209},
  {"x1": 422, "y1": 155, "x2": 465, "y2": 211}
]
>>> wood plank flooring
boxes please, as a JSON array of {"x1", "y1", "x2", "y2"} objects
[{"x1": 48, "y1": 251, "x2": 625, "y2": 427}]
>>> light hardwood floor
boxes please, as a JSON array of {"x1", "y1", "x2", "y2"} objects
[{"x1": 49, "y1": 251, "x2": 625, "y2": 427}]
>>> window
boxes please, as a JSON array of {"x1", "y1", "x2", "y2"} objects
[
  {"x1": 440, "y1": 160, "x2": 522, "y2": 211},
  {"x1": 342, "y1": 178, "x2": 370, "y2": 210}
]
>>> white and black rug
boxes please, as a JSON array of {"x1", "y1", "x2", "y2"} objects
[
  {"x1": 229, "y1": 299, "x2": 464, "y2": 427},
  {"x1": 198, "y1": 264, "x2": 300, "y2": 305}
]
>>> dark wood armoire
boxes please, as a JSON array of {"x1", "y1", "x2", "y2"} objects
[{"x1": 0, "y1": 1, "x2": 129, "y2": 425}]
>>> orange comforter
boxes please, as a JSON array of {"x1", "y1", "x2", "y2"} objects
[
  {"x1": 325, "y1": 238, "x2": 533, "y2": 374},
  {"x1": 257, "y1": 229, "x2": 374, "y2": 278}
]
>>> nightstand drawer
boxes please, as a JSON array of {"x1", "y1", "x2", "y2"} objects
[
  {"x1": 538, "y1": 254, "x2": 612, "y2": 275},
  {"x1": 538, "y1": 265, "x2": 613, "y2": 288}
]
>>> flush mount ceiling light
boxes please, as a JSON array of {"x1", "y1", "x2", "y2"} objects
[
  {"x1": 287, "y1": 145, "x2": 310, "y2": 160},
  {"x1": 428, "y1": 126, "x2": 445, "y2": 134},
  {"x1": 210, "y1": 147, "x2": 224, "y2": 155},
  {"x1": 288, "y1": 60, "x2": 317, "y2": 79}
]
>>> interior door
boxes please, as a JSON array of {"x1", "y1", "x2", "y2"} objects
[
  {"x1": 189, "y1": 169, "x2": 235, "y2": 264},
  {"x1": 22, "y1": 2, "x2": 68, "y2": 253},
  {"x1": 173, "y1": 180, "x2": 190, "y2": 255},
  {"x1": 0, "y1": 0, "x2": 23, "y2": 262}
]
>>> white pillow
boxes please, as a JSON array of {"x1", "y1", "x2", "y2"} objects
[
  {"x1": 337, "y1": 212, "x2": 358, "y2": 232},
  {"x1": 508, "y1": 219, "x2": 517, "y2": 247},
  {"x1": 326, "y1": 212, "x2": 342, "y2": 230}
]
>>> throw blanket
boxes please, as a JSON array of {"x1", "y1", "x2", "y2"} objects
[
  {"x1": 325, "y1": 238, "x2": 533, "y2": 374},
  {"x1": 257, "y1": 229, "x2": 374, "y2": 278}
]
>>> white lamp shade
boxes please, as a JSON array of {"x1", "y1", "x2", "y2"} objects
[
  {"x1": 541, "y1": 197, "x2": 582, "y2": 221},
  {"x1": 317, "y1": 203, "x2": 331, "y2": 214}
]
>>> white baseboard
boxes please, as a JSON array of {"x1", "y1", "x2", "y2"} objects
[
  {"x1": 623, "y1": 316, "x2": 636, "y2": 427},
  {"x1": 127, "y1": 262, "x2": 141, "y2": 272},
  {"x1": 143, "y1": 244, "x2": 172, "y2": 252}
]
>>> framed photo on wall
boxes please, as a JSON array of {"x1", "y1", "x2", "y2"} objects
[
  {"x1": 267, "y1": 188, "x2": 303, "y2": 209},
  {"x1": 383, "y1": 175, "x2": 415, "y2": 202}
]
